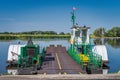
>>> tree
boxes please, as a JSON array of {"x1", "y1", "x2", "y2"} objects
[
  {"x1": 66, "y1": 33, "x2": 70, "y2": 35},
  {"x1": 93, "y1": 28, "x2": 106, "y2": 37},
  {"x1": 59, "y1": 32, "x2": 65, "y2": 35},
  {"x1": 106, "y1": 27, "x2": 120, "y2": 37}
]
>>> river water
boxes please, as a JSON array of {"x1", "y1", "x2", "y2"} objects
[{"x1": 0, "y1": 38, "x2": 120, "y2": 74}]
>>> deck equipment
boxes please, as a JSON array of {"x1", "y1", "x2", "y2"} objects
[{"x1": 7, "y1": 39, "x2": 45, "y2": 74}]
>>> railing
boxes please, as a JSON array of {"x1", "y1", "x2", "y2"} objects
[
  {"x1": 68, "y1": 44, "x2": 102, "y2": 69},
  {"x1": 68, "y1": 45, "x2": 84, "y2": 68},
  {"x1": 87, "y1": 52, "x2": 102, "y2": 69}
]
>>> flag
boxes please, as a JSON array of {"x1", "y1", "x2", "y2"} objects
[{"x1": 73, "y1": 7, "x2": 77, "y2": 11}]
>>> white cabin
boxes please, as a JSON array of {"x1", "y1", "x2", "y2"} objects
[{"x1": 70, "y1": 26, "x2": 90, "y2": 45}]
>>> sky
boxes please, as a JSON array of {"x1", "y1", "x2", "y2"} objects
[{"x1": 0, "y1": 0, "x2": 120, "y2": 33}]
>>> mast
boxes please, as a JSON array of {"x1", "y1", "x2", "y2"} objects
[{"x1": 71, "y1": 7, "x2": 76, "y2": 26}]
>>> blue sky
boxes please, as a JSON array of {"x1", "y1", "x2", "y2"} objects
[{"x1": 0, "y1": 0, "x2": 120, "y2": 33}]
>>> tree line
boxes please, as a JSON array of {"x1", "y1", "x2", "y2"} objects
[
  {"x1": 0, "y1": 27, "x2": 119, "y2": 38},
  {"x1": 0, "y1": 31, "x2": 71, "y2": 40},
  {"x1": 93, "y1": 27, "x2": 120, "y2": 37},
  {"x1": 0, "y1": 31, "x2": 70, "y2": 35}
]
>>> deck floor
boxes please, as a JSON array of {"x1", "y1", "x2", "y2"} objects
[{"x1": 38, "y1": 45, "x2": 86, "y2": 74}]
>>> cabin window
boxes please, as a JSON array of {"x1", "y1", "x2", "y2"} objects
[{"x1": 75, "y1": 30, "x2": 80, "y2": 37}]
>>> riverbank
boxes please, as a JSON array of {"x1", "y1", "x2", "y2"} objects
[
  {"x1": 0, "y1": 34, "x2": 120, "y2": 40},
  {"x1": 90, "y1": 36, "x2": 120, "y2": 39},
  {"x1": 0, "y1": 74, "x2": 120, "y2": 80}
]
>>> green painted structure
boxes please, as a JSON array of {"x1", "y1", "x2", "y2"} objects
[
  {"x1": 68, "y1": 8, "x2": 103, "y2": 73},
  {"x1": 17, "y1": 39, "x2": 45, "y2": 69}
]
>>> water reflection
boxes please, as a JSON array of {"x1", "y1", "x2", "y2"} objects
[
  {"x1": 93, "y1": 38, "x2": 120, "y2": 48},
  {"x1": 107, "y1": 38, "x2": 120, "y2": 48}
]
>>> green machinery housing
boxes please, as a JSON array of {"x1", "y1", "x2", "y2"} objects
[{"x1": 18, "y1": 39, "x2": 45, "y2": 69}]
